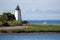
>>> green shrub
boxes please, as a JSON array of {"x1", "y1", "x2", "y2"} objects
[
  {"x1": 3, "y1": 21, "x2": 9, "y2": 26},
  {"x1": 0, "y1": 22, "x2": 3, "y2": 27},
  {"x1": 0, "y1": 30, "x2": 7, "y2": 33},
  {"x1": 8, "y1": 21, "x2": 22, "y2": 26},
  {"x1": 0, "y1": 21, "x2": 23, "y2": 27},
  {"x1": 22, "y1": 21, "x2": 29, "y2": 24}
]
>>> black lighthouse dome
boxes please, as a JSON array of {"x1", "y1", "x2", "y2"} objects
[{"x1": 15, "y1": 5, "x2": 20, "y2": 10}]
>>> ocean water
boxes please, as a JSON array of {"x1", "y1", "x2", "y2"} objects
[
  {"x1": 27, "y1": 20, "x2": 60, "y2": 25},
  {"x1": 0, "y1": 34, "x2": 60, "y2": 40}
]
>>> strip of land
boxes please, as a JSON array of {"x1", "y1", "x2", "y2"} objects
[
  {"x1": 0, "y1": 26, "x2": 30, "y2": 30},
  {"x1": 0, "y1": 25, "x2": 60, "y2": 34}
]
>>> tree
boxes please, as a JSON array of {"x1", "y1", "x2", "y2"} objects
[{"x1": 0, "y1": 12, "x2": 16, "y2": 21}]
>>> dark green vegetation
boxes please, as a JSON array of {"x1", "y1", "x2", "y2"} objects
[
  {"x1": 0, "y1": 25, "x2": 60, "y2": 33},
  {"x1": 0, "y1": 12, "x2": 28, "y2": 26},
  {"x1": 22, "y1": 21, "x2": 29, "y2": 24},
  {"x1": 0, "y1": 30, "x2": 7, "y2": 33},
  {"x1": 0, "y1": 21, "x2": 23, "y2": 26},
  {"x1": 0, "y1": 12, "x2": 15, "y2": 21}
]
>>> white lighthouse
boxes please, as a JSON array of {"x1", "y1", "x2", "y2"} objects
[{"x1": 15, "y1": 5, "x2": 22, "y2": 22}]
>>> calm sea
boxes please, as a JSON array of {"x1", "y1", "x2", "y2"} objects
[
  {"x1": 27, "y1": 20, "x2": 60, "y2": 25},
  {"x1": 0, "y1": 34, "x2": 60, "y2": 40}
]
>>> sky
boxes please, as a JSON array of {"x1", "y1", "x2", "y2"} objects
[{"x1": 0, "y1": 0, "x2": 60, "y2": 20}]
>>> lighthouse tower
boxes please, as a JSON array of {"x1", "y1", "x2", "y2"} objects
[{"x1": 15, "y1": 5, "x2": 22, "y2": 22}]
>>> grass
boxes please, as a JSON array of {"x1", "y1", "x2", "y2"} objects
[
  {"x1": 0, "y1": 30, "x2": 7, "y2": 33},
  {"x1": 0, "y1": 25, "x2": 60, "y2": 33},
  {"x1": 19, "y1": 25, "x2": 60, "y2": 32}
]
